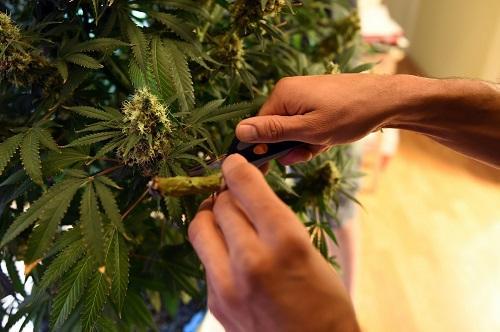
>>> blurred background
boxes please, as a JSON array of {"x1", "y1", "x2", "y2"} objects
[{"x1": 353, "y1": 0, "x2": 500, "y2": 331}]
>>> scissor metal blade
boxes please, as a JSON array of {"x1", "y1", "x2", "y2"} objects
[{"x1": 187, "y1": 156, "x2": 225, "y2": 177}]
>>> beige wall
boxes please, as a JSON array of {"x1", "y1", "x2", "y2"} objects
[{"x1": 385, "y1": 0, "x2": 500, "y2": 81}]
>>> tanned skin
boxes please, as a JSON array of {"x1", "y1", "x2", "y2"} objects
[{"x1": 189, "y1": 75, "x2": 500, "y2": 332}]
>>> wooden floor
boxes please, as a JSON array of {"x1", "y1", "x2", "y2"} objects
[{"x1": 354, "y1": 131, "x2": 500, "y2": 332}]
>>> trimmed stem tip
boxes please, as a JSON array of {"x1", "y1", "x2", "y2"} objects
[{"x1": 150, "y1": 173, "x2": 223, "y2": 197}]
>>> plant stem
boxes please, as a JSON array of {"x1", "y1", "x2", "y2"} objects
[
  {"x1": 121, "y1": 189, "x2": 148, "y2": 221},
  {"x1": 93, "y1": 164, "x2": 123, "y2": 177}
]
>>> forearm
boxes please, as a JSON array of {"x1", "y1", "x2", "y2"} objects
[{"x1": 387, "y1": 75, "x2": 500, "y2": 167}]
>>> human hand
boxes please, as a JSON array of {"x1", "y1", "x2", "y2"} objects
[
  {"x1": 236, "y1": 74, "x2": 410, "y2": 165},
  {"x1": 188, "y1": 154, "x2": 359, "y2": 332}
]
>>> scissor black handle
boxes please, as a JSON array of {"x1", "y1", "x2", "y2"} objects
[{"x1": 228, "y1": 139, "x2": 304, "y2": 167}]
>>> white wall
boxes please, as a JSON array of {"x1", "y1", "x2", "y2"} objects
[{"x1": 385, "y1": 0, "x2": 500, "y2": 81}]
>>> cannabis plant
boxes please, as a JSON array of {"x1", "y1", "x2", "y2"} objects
[{"x1": 0, "y1": 0, "x2": 365, "y2": 330}]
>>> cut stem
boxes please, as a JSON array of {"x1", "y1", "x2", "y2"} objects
[{"x1": 151, "y1": 173, "x2": 222, "y2": 197}]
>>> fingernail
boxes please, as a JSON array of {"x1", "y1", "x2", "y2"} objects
[
  {"x1": 236, "y1": 124, "x2": 258, "y2": 142},
  {"x1": 198, "y1": 199, "x2": 213, "y2": 211}
]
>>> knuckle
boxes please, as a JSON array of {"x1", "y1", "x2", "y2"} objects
[
  {"x1": 213, "y1": 192, "x2": 232, "y2": 215},
  {"x1": 263, "y1": 116, "x2": 285, "y2": 140},
  {"x1": 275, "y1": 232, "x2": 311, "y2": 262},
  {"x1": 275, "y1": 76, "x2": 294, "y2": 92},
  {"x1": 187, "y1": 217, "x2": 201, "y2": 243},
  {"x1": 238, "y1": 250, "x2": 271, "y2": 282}
]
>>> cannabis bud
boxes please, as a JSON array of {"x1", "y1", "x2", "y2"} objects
[
  {"x1": 0, "y1": 12, "x2": 59, "y2": 91},
  {"x1": 231, "y1": 0, "x2": 286, "y2": 34},
  {"x1": 317, "y1": 160, "x2": 342, "y2": 198},
  {"x1": 0, "y1": 12, "x2": 22, "y2": 42},
  {"x1": 336, "y1": 10, "x2": 361, "y2": 45},
  {"x1": 118, "y1": 88, "x2": 172, "y2": 171},
  {"x1": 214, "y1": 33, "x2": 245, "y2": 70},
  {"x1": 263, "y1": 0, "x2": 287, "y2": 15},
  {"x1": 319, "y1": 10, "x2": 361, "y2": 57},
  {"x1": 0, "y1": 13, "x2": 31, "y2": 86}
]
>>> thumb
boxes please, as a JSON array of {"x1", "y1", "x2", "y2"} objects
[{"x1": 236, "y1": 114, "x2": 319, "y2": 143}]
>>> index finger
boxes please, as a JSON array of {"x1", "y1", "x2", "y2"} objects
[
  {"x1": 188, "y1": 200, "x2": 231, "y2": 288},
  {"x1": 221, "y1": 154, "x2": 298, "y2": 235}
]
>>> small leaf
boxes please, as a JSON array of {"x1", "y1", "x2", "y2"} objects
[
  {"x1": 65, "y1": 131, "x2": 120, "y2": 147},
  {"x1": 94, "y1": 181, "x2": 121, "y2": 225},
  {"x1": 151, "y1": 36, "x2": 175, "y2": 102},
  {"x1": 69, "y1": 38, "x2": 128, "y2": 54},
  {"x1": 5, "y1": 256, "x2": 25, "y2": 295},
  {"x1": 125, "y1": 22, "x2": 149, "y2": 73},
  {"x1": 51, "y1": 257, "x2": 94, "y2": 329},
  {"x1": 107, "y1": 231, "x2": 129, "y2": 315},
  {"x1": 171, "y1": 40, "x2": 213, "y2": 69},
  {"x1": 66, "y1": 53, "x2": 103, "y2": 69},
  {"x1": 80, "y1": 183, "x2": 105, "y2": 263},
  {"x1": 198, "y1": 99, "x2": 262, "y2": 123},
  {"x1": 97, "y1": 316, "x2": 119, "y2": 332},
  {"x1": 54, "y1": 59, "x2": 69, "y2": 82},
  {"x1": 159, "y1": 0, "x2": 210, "y2": 18},
  {"x1": 95, "y1": 138, "x2": 124, "y2": 158},
  {"x1": 0, "y1": 179, "x2": 30, "y2": 218},
  {"x1": 35, "y1": 127, "x2": 60, "y2": 152},
  {"x1": 165, "y1": 196, "x2": 182, "y2": 222},
  {"x1": 0, "y1": 178, "x2": 85, "y2": 247},
  {"x1": 35, "y1": 239, "x2": 85, "y2": 294},
  {"x1": 266, "y1": 169, "x2": 298, "y2": 196},
  {"x1": 81, "y1": 270, "x2": 111, "y2": 331},
  {"x1": 122, "y1": 291, "x2": 155, "y2": 329},
  {"x1": 76, "y1": 121, "x2": 117, "y2": 134},
  {"x1": 24, "y1": 185, "x2": 79, "y2": 265},
  {"x1": 96, "y1": 175, "x2": 121, "y2": 189},
  {"x1": 44, "y1": 149, "x2": 90, "y2": 174},
  {"x1": 64, "y1": 105, "x2": 121, "y2": 121},
  {"x1": 347, "y1": 62, "x2": 374, "y2": 73},
  {"x1": 159, "y1": 40, "x2": 194, "y2": 112},
  {"x1": 128, "y1": 59, "x2": 148, "y2": 89},
  {"x1": 20, "y1": 130, "x2": 43, "y2": 185},
  {"x1": 0, "y1": 133, "x2": 24, "y2": 176},
  {"x1": 45, "y1": 227, "x2": 82, "y2": 259},
  {"x1": 0, "y1": 169, "x2": 25, "y2": 187},
  {"x1": 189, "y1": 99, "x2": 225, "y2": 124},
  {"x1": 149, "y1": 12, "x2": 196, "y2": 43}
]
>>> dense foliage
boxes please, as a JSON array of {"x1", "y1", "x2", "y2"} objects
[{"x1": 0, "y1": 0, "x2": 365, "y2": 330}]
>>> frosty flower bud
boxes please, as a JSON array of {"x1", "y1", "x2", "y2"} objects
[
  {"x1": 214, "y1": 33, "x2": 245, "y2": 70},
  {"x1": 118, "y1": 88, "x2": 173, "y2": 172},
  {"x1": 122, "y1": 87, "x2": 171, "y2": 135},
  {"x1": 0, "y1": 12, "x2": 22, "y2": 44}
]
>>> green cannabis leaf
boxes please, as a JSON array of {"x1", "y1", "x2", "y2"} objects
[{"x1": 0, "y1": 1, "x2": 365, "y2": 330}]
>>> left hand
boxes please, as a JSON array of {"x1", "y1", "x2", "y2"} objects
[{"x1": 188, "y1": 154, "x2": 359, "y2": 332}]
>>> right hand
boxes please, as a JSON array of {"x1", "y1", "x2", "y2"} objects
[
  {"x1": 189, "y1": 154, "x2": 359, "y2": 332},
  {"x1": 236, "y1": 74, "x2": 411, "y2": 164}
]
